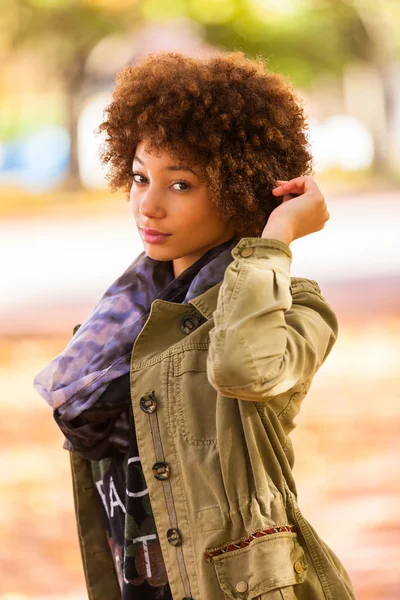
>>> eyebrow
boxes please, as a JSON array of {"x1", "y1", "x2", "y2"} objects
[{"x1": 133, "y1": 155, "x2": 198, "y2": 176}]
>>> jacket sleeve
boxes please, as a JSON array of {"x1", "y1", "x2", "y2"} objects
[{"x1": 206, "y1": 237, "x2": 338, "y2": 401}]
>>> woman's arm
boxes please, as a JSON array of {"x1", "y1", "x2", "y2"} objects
[
  {"x1": 206, "y1": 175, "x2": 337, "y2": 401},
  {"x1": 206, "y1": 236, "x2": 338, "y2": 401}
]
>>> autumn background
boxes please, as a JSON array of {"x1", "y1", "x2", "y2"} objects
[{"x1": 1, "y1": 1, "x2": 399, "y2": 599}]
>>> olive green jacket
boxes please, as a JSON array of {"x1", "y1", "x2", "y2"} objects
[{"x1": 69, "y1": 237, "x2": 357, "y2": 600}]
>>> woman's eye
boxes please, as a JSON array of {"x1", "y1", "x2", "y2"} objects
[
  {"x1": 172, "y1": 181, "x2": 191, "y2": 191},
  {"x1": 132, "y1": 173, "x2": 147, "y2": 184}
]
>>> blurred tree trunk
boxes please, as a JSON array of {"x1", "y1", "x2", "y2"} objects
[
  {"x1": 63, "y1": 52, "x2": 87, "y2": 191},
  {"x1": 347, "y1": 0, "x2": 397, "y2": 177},
  {"x1": 363, "y1": 25, "x2": 394, "y2": 176}
]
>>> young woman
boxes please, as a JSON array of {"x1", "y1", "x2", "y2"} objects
[{"x1": 33, "y1": 51, "x2": 357, "y2": 600}]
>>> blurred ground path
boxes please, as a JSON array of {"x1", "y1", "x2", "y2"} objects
[
  {"x1": 1, "y1": 189, "x2": 399, "y2": 334},
  {"x1": 1, "y1": 323, "x2": 399, "y2": 599}
]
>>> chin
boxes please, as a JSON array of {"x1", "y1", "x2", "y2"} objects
[{"x1": 142, "y1": 243, "x2": 175, "y2": 260}]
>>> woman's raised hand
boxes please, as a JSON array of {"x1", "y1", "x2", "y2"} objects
[{"x1": 261, "y1": 176, "x2": 330, "y2": 245}]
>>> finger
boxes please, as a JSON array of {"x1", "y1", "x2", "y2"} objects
[
  {"x1": 272, "y1": 182, "x2": 285, "y2": 195},
  {"x1": 274, "y1": 176, "x2": 320, "y2": 197},
  {"x1": 272, "y1": 176, "x2": 309, "y2": 194},
  {"x1": 274, "y1": 176, "x2": 309, "y2": 187},
  {"x1": 272, "y1": 181, "x2": 290, "y2": 195},
  {"x1": 272, "y1": 181, "x2": 305, "y2": 196}
]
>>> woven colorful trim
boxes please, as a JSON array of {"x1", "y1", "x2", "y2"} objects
[{"x1": 204, "y1": 524, "x2": 296, "y2": 562}]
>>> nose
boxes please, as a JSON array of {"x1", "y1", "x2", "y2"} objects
[{"x1": 134, "y1": 186, "x2": 166, "y2": 219}]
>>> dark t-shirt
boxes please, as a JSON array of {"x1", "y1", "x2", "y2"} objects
[{"x1": 90, "y1": 401, "x2": 173, "y2": 599}]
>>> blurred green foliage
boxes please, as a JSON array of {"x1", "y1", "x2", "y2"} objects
[
  {"x1": 2, "y1": 0, "x2": 140, "y2": 72},
  {"x1": 0, "y1": 0, "x2": 398, "y2": 183},
  {"x1": 1, "y1": 0, "x2": 398, "y2": 84},
  {"x1": 0, "y1": 93, "x2": 63, "y2": 140},
  {"x1": 139, "y1": 0, "x2": 399, "y2": 88}
]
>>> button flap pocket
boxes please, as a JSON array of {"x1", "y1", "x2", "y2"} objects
[
  {"x1": 206, "y1": 530, "x2": 307, "y2": 600},
  {"x1": 173, "y1": 347, "x2": 208, "y2": 375},
  {"x1": 171, "y1": 348, "x2": 217, "y2": 444}
]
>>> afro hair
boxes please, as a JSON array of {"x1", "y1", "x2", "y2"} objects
[{"x1": 98, "y1": 50, "x2": 313, "y2": 240}]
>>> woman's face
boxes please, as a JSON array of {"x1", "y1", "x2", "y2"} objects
[{"x1": 130, "y1": 140, "x2": 236, "y2": 278}]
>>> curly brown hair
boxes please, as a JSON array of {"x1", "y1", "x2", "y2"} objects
[{"x1": 98, "y1": 50, "x2": 313, "y2": 240}]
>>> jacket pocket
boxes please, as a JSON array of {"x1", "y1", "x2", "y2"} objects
[
  {"x1": 171, "y1": 347, "x2": 217, "y2": 444},
  {"x1": 205, "y1": 530, "x2": 307, "y2": 600}
]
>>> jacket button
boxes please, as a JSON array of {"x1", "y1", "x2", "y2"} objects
[
  {"x1": 240, "y1": 247, "x2": 254, "y2": 258},
  {"x1": 294, "y1": 560, "x2": 303, "y2": 574},
  {"x1": 73, "y1": 323, "x2": 81, "y2": 335},
  {"x1": 140, "y1": 392, "x2": 157, "y2": 414},
  {"x1": 235, "y1": 580, "x2": 248, "y2": 592},
  {"x1": 167, "y1": 528, "x2": 182, "y2": 546},
  {"x1": 180, "y1": 314, "x2": 202, "y2": 335},
  {"x1": 152, "y1": 461, "x2": 170, "y2": 480}
]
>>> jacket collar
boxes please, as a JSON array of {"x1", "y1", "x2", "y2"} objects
[{"x1": 188, "y1": 280, "x2": 223, "y2": 320}]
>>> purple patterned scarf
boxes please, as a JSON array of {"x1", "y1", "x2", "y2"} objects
[{"x1": 33, "y1": 237, "x2": 239, "y2": 432}]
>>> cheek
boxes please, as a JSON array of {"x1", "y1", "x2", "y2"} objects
[
  {"x1": 193, "y1": 202, "x2": 226, "y2": 233},
  {"x1": 130, "y1": 187, "x2": 139, "y2": 215},
  {"x1": 178, "y1": 203, "x2": 211, "y2": 232},
  {"x1": 178, "y1": 191, "x2": 217, "y2": 227}
]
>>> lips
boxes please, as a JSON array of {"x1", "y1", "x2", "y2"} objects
[
  {"x1": 140, "y1": 227, "x2": 172, "y2": 244},
  {"x1": 140, "y1": 227, "x2": 171, "y2": 236}
]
